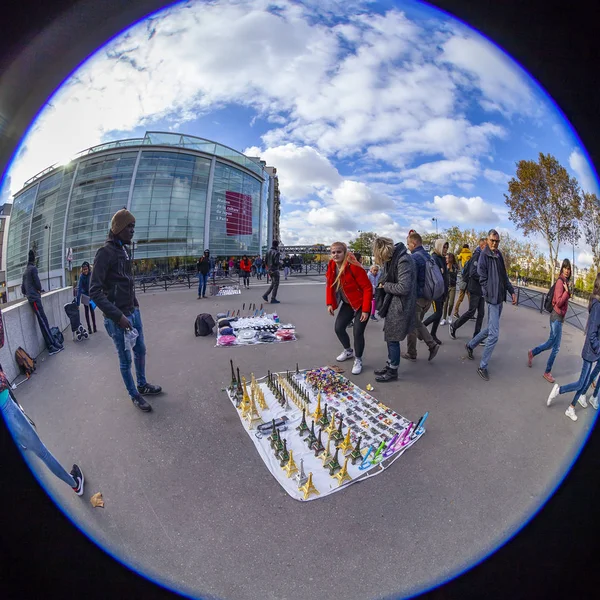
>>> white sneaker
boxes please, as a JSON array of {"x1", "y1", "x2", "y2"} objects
[
  {"x1": 448, "y1": 317, "x2": 453, "y2": 325},
  {"x1": 336, "y1": 348, "x2": 354, "y2": 362},
  {"x1": 440, "y1": 319, "x2": 446, "y2": 326},
  {"x1": 565, "y1": 406, "x2": 578, "y2": 421},
  {"x1": 351, "y1": 358, "x2": 363, "y2": 375},
  {"x1": 578, "y1": 394, "x2": 588, "y2": 409},
  {"x1": 547, "y1": 383, "x2": 559, "y2": 406},
  {"x1": 589, "y1": 396, "x2": 598, "y2": 410}
]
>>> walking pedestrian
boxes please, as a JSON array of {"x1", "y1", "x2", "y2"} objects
[
  {"x1": 528, "y1": 259, "x2": 572, "y2": 383},
  {"x1": 239, "y1": 255, "x2": 252, "y2": 289},
  {"x1": 368, "y1": 265, "x2": 381, "y2": 321},
  {"x1": 453, "y1": 244, "x2": 473, "y2": 318},
  {"x1": 464, "y1": 229, "x2": 517, "y2": 381},
  {"x1": 0, "y1": 383, "x2": 84, "y2": 495},
  {"x1": 196, "y1": 250, "x2": 211, "y2": 299},
  {"x1": 326, "y1": 242, "x2": 372, "y2": 375},
  {"x1": 21, "y1": 250, "x2": 63, "y2": 355},
  {"x1": 262, "y1": 241, "x2": 281, "y2": 304},
  {"x1": 283, "y1": 256, "x2": 291, "y2": 280},
  {"x1": 90, "y1": 209, "x2": 162, "y2": 412},
  {"x1": 441, "y1": 252, "x2": 458, "y2": 326},
  {"x1": 547, "y1": 272, "x2": 600, "y2": 420},
  {"x1": 422, "y1": 239, "x2": 448, "y2": 345},
  {"x1": 449, "y1": 237, "x2": 487, "y2": 342},
  {"x1": 77, "y1": 261, "x2": 97, "y2": 333},
  {"x1": 404, "y1": 232, "x2": 440, "y2": 362},
  {"x1": 254, "y1": 256, "x2": 263, "y2": 280},
  {"x1": 372, "y1": 237, "x2": 417, "y2": 382}
]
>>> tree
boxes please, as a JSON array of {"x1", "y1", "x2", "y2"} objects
[
  {"x1": 581, "y1": 192, "x2": 600, "y2": 270},
  {"x1": 504, "y1": 152, "x2": 582, "y2": 284},
  {"x1": 348, "y1": 231, "x2": 378, "y2": 257}
]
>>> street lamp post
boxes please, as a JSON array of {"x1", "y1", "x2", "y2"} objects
[
  {"x1": 44, "y1": 224, "x2": 51, "y2": 291},
  {"x1": 431, "y1": 217, "x2": 438, "y2": 235}
]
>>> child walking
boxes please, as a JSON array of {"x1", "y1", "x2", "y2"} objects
[{"x1": 368, "y1": 265, "x2": 381, "y2": 321}]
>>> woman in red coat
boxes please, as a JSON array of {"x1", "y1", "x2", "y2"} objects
[
  {"x1": 326, "y1": 241, "x2": 373, "y2": 375},
  {"x1": 239, "y1": 255, "x2": 252, "y2": 289}
]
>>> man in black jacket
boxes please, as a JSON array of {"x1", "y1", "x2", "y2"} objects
[
  {"x1": 90, "y1": 209, "x2": 162, "y2": 412},
  {"x1": 21, "y1": 250, "x2": 63, "y2": 355},
  {"x1": 196, "y1": 249, "x2": 211, "y2": 299},
  {"x1": 449, "y1": 237, "x2": 487, "y2": 342},
  {"x1": 262, "y1": 240, "x2": 281, "y2": 304},
  {"x1": 464, "y1": 229, "x2": 517, "y2": 381}
]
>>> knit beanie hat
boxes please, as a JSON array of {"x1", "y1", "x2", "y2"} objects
[
  {"x1": 111, "y1": 209, "x2": 135, "y2": 235},
  {"x1": 28, "y1": 250, "x2": 35, "y2": 263}
]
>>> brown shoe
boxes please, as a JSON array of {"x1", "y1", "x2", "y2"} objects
[
  {"x1": 528, "y1": 349, "x2": 533, "y2": 368},
  {"x1": 543, "y1": 372, "x2": 555, "y2": 383},
  {"x1": 401, "y1": 353, "x2": 416, "y2": 362}
]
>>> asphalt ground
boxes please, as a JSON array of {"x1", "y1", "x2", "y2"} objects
[{"x1": 11, "y1": 276, "x2": 598, "y2": 600}]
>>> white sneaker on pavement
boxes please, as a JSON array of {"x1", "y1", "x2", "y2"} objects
[
  {"x1": 578, "y1": 395, "x2": 588, "y2": 409},
  {"x1": 565, "y1": 406, "x2": 578, "y2": 421},
  {"x1": 589, "y1": 396, "x2": 599, "y2": 410},
  {"x1": 336, "y1": 348, "x2": 354, "y2": 362},
  {"x1": 440, "y1": 319, "x2": 446, "y2": 326},
  {"x1": 547, "y1": 383, "x2": 559, "y2": 406},
  {"x1": 352, "y1": 358, "x2": 363, "y2": 375}
]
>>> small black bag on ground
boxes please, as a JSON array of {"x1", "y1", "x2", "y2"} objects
[
  {"x1": 50, "y1": 326, "x2": 64, "y2": 346},
  {"x1": 15, "y1": 347, "x2": 36, "y2": 378},
  {"x1": 195, "y1": 313, "x2": 216, "y2": 336}
]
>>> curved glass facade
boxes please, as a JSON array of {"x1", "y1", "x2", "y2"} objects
[{"x1": 5, "y1": 132, "x2": 275, "y2": 298}]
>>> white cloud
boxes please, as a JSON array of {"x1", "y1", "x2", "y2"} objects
[
  {"x1": 400, "y1": 157, "x2": 480, "y2": 189},
  {"x1": 577, "y1": 252, "x2": 594, "y2": 268},
  {"x1": 332, "y1": 179, "x2": 394, "y2": 211},
  {"x1": 483, "y1": 168, "x2": 511, "y2": 185},
  {"x1": 569, "y1": 148, "x2": 600, "y2": 195},
  {"x1": 432, "y1": 194, "x2": 499, "y2": 224}
]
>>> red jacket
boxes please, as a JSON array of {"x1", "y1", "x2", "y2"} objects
[
  {"x1": 552, "y1": 275, "x2": 570, "y2": 317},
  {"x1": 326, "y1": 260, "x2": 373, "y2": 313},
  {"x1": 240, "y1": 259, "x2": 252, "y2": 273}
]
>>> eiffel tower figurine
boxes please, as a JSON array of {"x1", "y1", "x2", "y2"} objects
[
  {"x1": 320, "y1": 432, "x2": 334, "y2": 467},
  {"x1": 349, "y1": 436, "x2": 363, "y2": 465},
  {"x1": 278, "y1": 439, "x2": 290, "y2": 465},
  {"x1": 312, "y1": 428, "x2": 325, "y2": 456},
  {"x1": 337, "y1": 427, "x2": 353, "y2": 454},
  {"x1": 295, "y1": 458, "x2": 308, "y2": 488},
  {"x1": 332, "y1": 457, "x2": 352, "y2": 487},
  {"x1": 240, "y1": 378, "x2": 252, "y2": 417},
  {"x1": 327, "y1": 447, "x2": 342, "y2": 476},
  {"x1": 296, "y1": 363, "x2": 300, "y2": 375},
  {"x1": 229, "y1": 359, "x2": 237, "y2": 394},
  {"x1": 299, "y1": 472, "x2": 320, "y2": 500},
  {"x1": 311, "y1": 393, "x2": 323, "y2": 423},
  {"x1": 296, "y1": 408, "x2": 310, "y2": 436},
  {"x1": 325, "y1": 410, "x2": 338, "y2": 437},
  {"x1": 236, "y1": 367, "x2": 243, "y2": 404},
  {"x1": 245, "y1": 387, "x2": 262, "y2": 429},
  {"x1": 331, "y1": 414, "x2": 345, "y2": 444},
  {"x1": 268, "y1": 419, "x2": 279, "y2": 448},
  {"x1": 274, "y1": 432, "x2": 285, "y2": 457},
  {"x1": 282, "y1": 449, "x2": 298, "y2": 477},
  {"x1": 317, "y1": 403, "x2": 330, "y2": 428},
  {"x1": 305, "y1": 420, "x2": 317, "y2": 448}
]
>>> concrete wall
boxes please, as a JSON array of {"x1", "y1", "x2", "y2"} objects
[{"x1": 0, "y1": 287, "x2": 73, "y2": 382}]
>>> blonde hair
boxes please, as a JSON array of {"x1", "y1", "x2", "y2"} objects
[
  {"x1": 434, "y1": 238, "x2": 448, "y2": 255},
  {"x1": 373, "y1": 237, "x2": 394, "y2": 265},
  {"x1": 331, "y1": 241, "x2": 360, "y2": 289}
]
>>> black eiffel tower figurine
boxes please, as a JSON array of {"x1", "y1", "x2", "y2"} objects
[
  {"x1": 278, "y1": 439, "x2": 290, "y2": 466},
  {"x1": 305, "y1": 420, "x2": 317, "y2": 448},
  {"x1": 229, "y1": 359, "x2": 237, "y2": 393},
  {"x1": 296, "y1": 408, "x2": 310, "y2": 436},
  {"x1": 349, "y1": 436, "x2": 363, "y2": 465},
  {"x1": 328, "y1": 447, "x2": 342, "y2": 475},
  {"x1": 332, "y1": 414, "x2": 344, "y2": 444},
  {"x1": 312, "y1": 428, "x2": 325, "y2": 456},
  {"x1": 317, "y1": 404, "x2": 330, "y2": 428}
]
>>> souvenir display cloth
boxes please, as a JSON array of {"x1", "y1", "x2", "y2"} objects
[
  {"x1": 215, "y1": 314, "x2": 297, "y2": 347},
  {"x1": 226, "y1": 368, "x2": 427, "y2": 501}
]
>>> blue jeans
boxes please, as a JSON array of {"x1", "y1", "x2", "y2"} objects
[
  {"x1": 1, "y1": 392, "x2": 76, "y2": 487},
  {"x1": 387, "y1": 341, "x2": 401, "y2": 369},
  {"x1": 560, "y1": 359, "x2": 593, "y2": 406},
  {"x1": 532, "y1": 318, "x2": 563, "y2": 373},
  {"x1": 104, "y1": 308, "x2": 147, "y2": 399},
  {"x1": 197, "y1": 273, "x2": 208, "y2": 297},
  {"x1": 468, "y1": 302, "x2": 503, "y2": 370},
  {"x1": 581, "y1": 361, "x2": 600, "y2": 399}
]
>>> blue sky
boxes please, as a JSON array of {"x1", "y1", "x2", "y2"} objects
[{"x1": 2, "y1": 0, "x2": 599, "y2": 264}]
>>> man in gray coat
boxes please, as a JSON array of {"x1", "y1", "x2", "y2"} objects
[{"x1": 372, "y1": 238, "x2": 417, "y2": 382}]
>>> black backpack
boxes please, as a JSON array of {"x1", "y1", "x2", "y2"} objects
[
  {"x1": 50, "y1": 326, "x2": 64, "y2": 346},
  {"x1": 195, "y1": 313, "x2": 216, "y2": 337},
  {"x1": 462, "y1": 256, "x2": 473, "y2": 287},
  {"x1": 544, "y1": 282, "x2": 558, "y2": 313}
]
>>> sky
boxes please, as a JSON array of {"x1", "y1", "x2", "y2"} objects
[{"x1": 1, "y1": 0, "x2": 599, "y2": 266}]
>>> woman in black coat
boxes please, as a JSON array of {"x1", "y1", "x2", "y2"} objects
[{"x1": 423, "y1": 239, "x2": 448, "y2": 345}]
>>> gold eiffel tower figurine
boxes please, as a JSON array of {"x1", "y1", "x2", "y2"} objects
[
  {"x1": 282, "y1": 449, "x2": 299, "y2": 477},
  {"x1": 332, "y1": 457, "x2": 352, "y2": 487},
  {"x1": 245, "y1": 392, "x2": 262, "y2": 428},
  {"x1": 240, "y1": 377, "x2": 252, "y2": 417},
  {"x1": 311, "y1": 393, "x2": 323, "y2": 423},
  {"x1": 299, "y1": 472, "x2": 320, "y2": 500},
  {"x1": 337, "y1": 427, "x2": 353, "y2": 454},
  {"x1": 320, "y1": 432, "x2": 333, "y2": 467},
  {"x1": 325, "y1": 410, "x2": 338, "y2": 437}
]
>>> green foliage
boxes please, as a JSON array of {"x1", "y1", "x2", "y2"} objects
[
  {"x1": 348, "y1": 231, "x2": 378, "y2": 255},
  {"x1": 504, "y1": 152, "x2": 583, "y2": 282},
  {"x1": 581, "y1": 192, "x2": 600, "y2": 270}
]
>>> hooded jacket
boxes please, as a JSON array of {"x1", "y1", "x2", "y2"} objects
[
  {"x1": 326, "y1": 259, "x2": 373, "y2": 314},
  {"x1": 90, "y1": 239, "x2": 139, "y2": 324},
  {"x1": 266, "y1": 246, "x2": 280, "y2": 273},
  {"x1": 21, "y1": 261, "x2": 43, "y2": 302},
  {"x1": 197, "y1": 255, "x2": 211, "y2": 276},
  {"x1": 457, "y1": 247, "x2": 473, "y2": 268},
  {"x1": 477, "y1": 244, "x2": 515, "y2": 305},
  {"x1": 77, "y1": 268, "x2": 92, "y2": 305},
  {"x1": 582, "y1": 298, "x2": 600, "y2": 362},
  {"x1": 410, "y1": 245, "x2": 429, "y2": 299}
]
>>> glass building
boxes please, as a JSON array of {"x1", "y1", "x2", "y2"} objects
[{"x1": 5, "y1": 132, "x2": 277, "y2": 299}]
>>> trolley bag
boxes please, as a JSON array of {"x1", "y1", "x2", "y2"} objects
[
  {"x1": 64, "y1": 300, "x2": 82, "y2": 332},
  {"x1": 15, "y1": 347, "x2": 36, "y2": 378}
]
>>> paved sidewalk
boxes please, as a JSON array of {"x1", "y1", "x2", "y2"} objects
[{"x1": 12, "y1": 279, "x2": 597, "y2": 600}]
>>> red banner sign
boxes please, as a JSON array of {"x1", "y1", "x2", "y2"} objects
[{"x1": 225, "y1": 191, "x2": 252, "y2": 236}]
